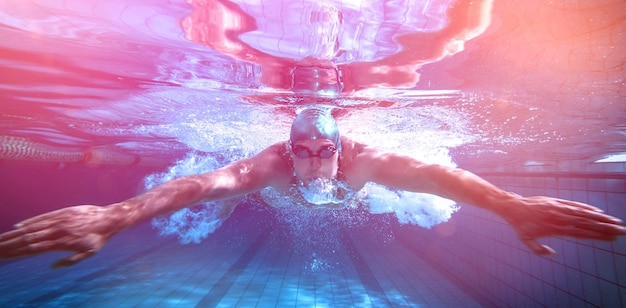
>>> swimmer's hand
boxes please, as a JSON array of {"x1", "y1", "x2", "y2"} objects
[
  {"x1": 0, "y1": 205, "x2": 119, "y2": 268},
  {"x1": 499, "y1": 195, "x2": 626, "y2": 256}
]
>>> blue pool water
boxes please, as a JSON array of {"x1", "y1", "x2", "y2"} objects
[{"x1": 1, "y1": 0, "x2": 625, "y2": 306}]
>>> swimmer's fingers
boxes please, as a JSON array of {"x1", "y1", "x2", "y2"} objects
[
  {"x1": 517, "y1": 215, "x2": 625, "y2": 250},
  {"x1": 521, "y1": 237, "x2": 556, "y2": 256},
  {"x1": 554, "y1": 209, "x2": 625, "y2": 241},
  {"x1": 558, "y1": 204, "x2": 623, "y2": 228},
  {"x1": 2, "y1": 234, "x2": 105, "y2": 268},
  {"x1": 504, "y1": 196, "x2": 626, "y2": 256},
  {"x1": 0, "y1": 210, "x2": 63, "y2": 252},
  {"x1": 513, "y1": 197, "x2": 625, "y2": 236},
  {"x1": 52, "y1": 250, "x2": 97, "y2": 268},
  {"x1": 14, "y1": 207, "x2": 74, "y2": 228},
  {"x1": 1, "y1": 205, "x2": 114, "y2": 267},
  {"x1": 523, "y1": 196, "x2": 622, "y2": 226},
  {"x1": 520, "y1": 222, "x2": 621, "y2": 257},
  {"x1": 0, "y1": 229, "x2": 25, "y2": 259},
  {"x1": 0, "y1": 208, "x2": 80, "y2": 259},
  {"x1": 553, "y1": 219, "x2": 626, "y2": 242},
  {"x1": 49, "y1": 234, "x2": 105, "y2": 268},
  {"x1": 0, "y1": 228, "x2": 62, "y2": 259},
  {"x1": 0, "y1": 229, "x2": 26, "y2": 246},
  {"x1": 556, "y1": 198, "x2": 604, "y2": 212}
]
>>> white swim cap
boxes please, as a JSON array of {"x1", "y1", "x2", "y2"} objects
[{"x1": 290, "y1": 108, "x2": 340, "y2": 147}]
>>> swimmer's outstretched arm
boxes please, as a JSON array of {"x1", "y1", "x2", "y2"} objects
[
  {"x1": 0, "y1": 144, "x2": 286, "y2": 268},
  {"x1": 354, "y1": 147, "x2": 626, "y2": 255}
]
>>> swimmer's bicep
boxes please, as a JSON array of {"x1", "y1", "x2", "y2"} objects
[
  {"x1": 203, "y1": 146, "x2": 287, "y2": 198},
  {"x1": 196, "y1": 162, "x2": 268, "y2": 201},
  {"x1": 363, "y1": 150, "x2": 439, "y2": 193}
]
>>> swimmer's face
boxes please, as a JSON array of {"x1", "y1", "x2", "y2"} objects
[{"x1": 291, "y1": 139, "x2": 339, "y2": 184}]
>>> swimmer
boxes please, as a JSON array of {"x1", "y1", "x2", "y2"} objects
[{"x1": 1, "y1": 108, "x2": 625, "y2": 268}]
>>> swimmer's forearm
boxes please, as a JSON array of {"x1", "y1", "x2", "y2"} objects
[
  {"x1": 371, "y1": 152, "x2": 516, "y2": 215},
  {"x1": 107, "y1": 174, "x2": 223, "y2": 231},
  {"x1": 422, "y1": 165, "x2": 517, "y2": 216},
  {"x1": 105, "y1": 152, "x2": 277, "y2": 231},
  {"x1": 373, "y1": 154, "x2": 517, "y2": 216}
]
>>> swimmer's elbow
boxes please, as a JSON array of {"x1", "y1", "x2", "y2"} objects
[
  {"x1": 199, "y1": 164, "x2": 268, "y2": 201},
  {"x1": 199, "y1": 174, "x2": 244, "y2": 202},
  {"x1": 393, "y1": 163, "x2": 463, "y2": 195}
]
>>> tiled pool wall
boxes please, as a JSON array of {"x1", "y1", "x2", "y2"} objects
[{"x1": 395, "y1": 160, "x2": 626, "y2": 307}]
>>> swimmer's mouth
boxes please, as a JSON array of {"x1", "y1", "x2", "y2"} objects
[
  {"x1": 298, "y1": 177, "x2": 341, "y2": 205},
  {"x1": 303, "y1": 176, "x2": 332, "y2": 186}
]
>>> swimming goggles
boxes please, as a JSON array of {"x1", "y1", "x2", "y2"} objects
[{"x1": 291, "y1": 144, "x2": 337, "y2": 159}]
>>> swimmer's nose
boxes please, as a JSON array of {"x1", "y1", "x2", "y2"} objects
[{"x1": 310, "y1": 156, "x2": 322, "y2": 168}]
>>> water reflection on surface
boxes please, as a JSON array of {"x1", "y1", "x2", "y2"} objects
[
  {"x1": 182, "y1": 0, "x2": 491, "y2": 95},
  {"x1": 0, "y1": 0, "x2": 624, "y2": 166}
]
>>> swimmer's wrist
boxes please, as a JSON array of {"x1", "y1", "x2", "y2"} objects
[
  {"x1": 485, "y1": 191, "x2": 520, "y2": 218},
  {"x1": 107, "y1": 202, "x2": 141, "y2": 232}
]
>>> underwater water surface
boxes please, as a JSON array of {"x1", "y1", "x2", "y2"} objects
[{"x1": 0, "y1": 0, "x2": 625, "y2": 306}]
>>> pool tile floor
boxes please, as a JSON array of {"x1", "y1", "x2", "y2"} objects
[{"x1": 0, "y1": 210, "x2": 481, "y2": 307}]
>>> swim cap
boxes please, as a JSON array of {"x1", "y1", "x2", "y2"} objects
[{"x1": 290, "y1": 108, "x2": 340, "y2": 148}]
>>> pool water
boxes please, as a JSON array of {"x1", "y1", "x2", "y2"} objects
[{"x1": 1, "y1": 0, "x2": 625, "y2": 306}]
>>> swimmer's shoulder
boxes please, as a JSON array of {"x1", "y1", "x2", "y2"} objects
[
  {"x1": 339, "y1": 137, "x2": 392, "y2": 189},
  {"x1": 252, "y1": 141, "x2": 293, "y2": 186},
  {"x1": 339, "y1": 136, "x2": 371, "y2": 159},
  {"x1": 254, "y1": 141, "x2": 291, "y2": 166}
]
